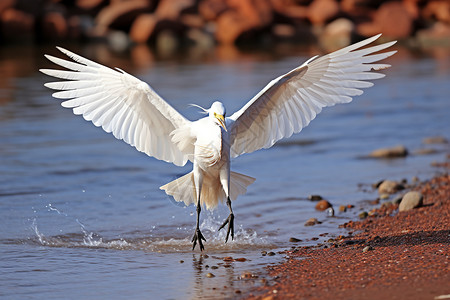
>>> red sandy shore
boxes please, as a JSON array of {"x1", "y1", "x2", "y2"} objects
[{"x1": 245, "y1": 165, "x2": 449, "y2": 300}]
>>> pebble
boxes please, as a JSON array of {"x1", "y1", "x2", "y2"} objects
[
  {"x1": 305, "y1": 218, "x2": 321, "y2": 226},
  {"x1": 378, "y1": 180, "x2": 404, "y2": 194},
  {"x1": 308, "y1": 194, "x2": 323, "y2": 201},
  {"x1": 235, "y1": 258, "x2": 247, "y2": 262},
  {"x1": 363, "y1": 246, "x2": 373, "y2": 252},
  {"x1": 289, "y1": 237, "x2": 302, "y2": 243},
  {"x1": 339, "y1": 205, "x2": 347, "y2": 212},
  {"x1": 369, "y1": 145, "x2": 408, "y2": 158},
  {"x1": 315, "y1": 199, "x2": 332, "y2": 211},
  {"x1": 422, "y1": 136, "x2": 448, "y2": 144},
  {"x1": 206, "y1": 273, "x2": 215, "y2": 278},
  {"x1": 379, "y1": 193, "x2": 390, "y2": 200},
  {"x1": 359, "y1": 211, "x2": 368, "y2": 219},
  {"x1": 399, "y1": 191, "x2": 423, "y2": 212},
  {"x1": 267, "y1": 252, "x2": 276, "y2": 256},
  {"x1": 261, "y1": 251, "x2": 267, "y2": 256},
  {"x1": 326, "y1": 207, "x2": 335, "y2": 217}
]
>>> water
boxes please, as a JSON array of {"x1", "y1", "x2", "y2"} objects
[{"x1": 1, "y1": 44, "x2": 449, "y2": 299}]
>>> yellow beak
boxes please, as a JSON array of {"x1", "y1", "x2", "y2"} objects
[{"x1": 216, "y1": 114, "x2": 227, "y2": 132}]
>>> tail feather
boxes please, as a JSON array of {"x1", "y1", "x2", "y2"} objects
[{"x1": 160, "y1": 171, "x2": 255, "y2": 210}]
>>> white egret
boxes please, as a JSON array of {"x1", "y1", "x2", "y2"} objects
[{"x1": 40, "y1": 34, "x2": 396, "y2": 251}]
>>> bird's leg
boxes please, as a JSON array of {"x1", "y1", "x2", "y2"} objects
[
  {"x1": 218, "y1": 196, "x2": 234, "y2": 243},
  {"x1": 192, "y1": 196, "x2": 206, "y2": 251}
]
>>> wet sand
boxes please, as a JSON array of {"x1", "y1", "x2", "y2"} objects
[{"x1": 245, "y1": 163, "x2": 449, "y2": 300}]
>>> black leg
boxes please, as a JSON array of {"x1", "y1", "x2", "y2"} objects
[
  {"x1": 218, "y1": 197, "x2": 234, "y2": 243},
  {"x1": 192, "y1": 200, "x2": 206, "y2": 251}
]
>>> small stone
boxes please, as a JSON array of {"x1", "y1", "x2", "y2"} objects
[
  {"x1": 223, "y1": 256, "x2": 233, "y2": 262},
  {"x1": 308, "y1": 194, "x2": 323, "y2": 201},
  {"x1": 315, "y1": 200, "x2": 332, "y2": 211},
  {"x1": 399, "y1": 191, "x2": 423, "y2": 212},
  {"x1": 206, "y1": 273, "x2": 215, "y2": 278},
  {"x1": 358, "y1": 211, "x2": 368, "y2": 219},
  {"x1": 326, "y1": 207, "x2": 335, "y2": 217},
  {"x1": 211, "y1": 266, "x2": 218, "y2": 269},
  {"x1": 235, "y1": 258, "x2": 247, "y2": 262},
  {"x1": 347, "y1": 204, "x2": 355, "y2": 209},
  {"x1": 261, "y1": 251, "x2": 267, "y2": 256},
  {"x1": 362, "y1": 246, "x2": 373, "y2": 252},
  {"x1": 380, "y1": 193, "x2": 390, "y2": 200},
  {"x1": 267, "y1": 252, "x2": 276, "y2": 256},
  {"x1": 339, "y1": 205, "x2": 347, "y2": 212},
  {"x1": 305, "y1": 218, "x2": 320, "y2": 226},
  {"x1": 241, "y1": 271, "x2": 253, "y2": 279},
  {"x1": 289, "y1": 237, "x2": 302, "y2": 243},
  {"x1": 423, "y1": 136, "x2": 448, "y2": 144},
  {"x1": 414, "y1": 148, "x2": 438, "y2": 155},
  {"x1": 369, "y1": 145, "x2": 408, "y2": 158},
  {"x1": 378, "y1": 180, "x2": 404, "y2": 194},
  {"x1": 179, "y1": 260, "x2": 184, "y2": 263}
]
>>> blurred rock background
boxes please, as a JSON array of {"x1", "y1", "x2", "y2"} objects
[{"x1": 1, "y1": 0, "x2": 449, "y2": 51}]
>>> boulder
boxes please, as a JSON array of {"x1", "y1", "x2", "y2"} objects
[
  {"x1": 215, "y1": 0, "x2": 272, "y2": 44},
  {"x1": 423, "y1": 0, "x2": 450, "y2": 24},
  {"x1": 308, "y1": 0, "x2": 340, "y2": 26},
  {"x1": 0, "y1": 8, "x2": 35, "y2": 41},
  {"x1": 129, "y1": 13, "x2": 158, "y2": 43},
  {"x1": 95, "y1": 0, "x2": 151, "y2": 35},
  {"x1": 357, "y1": 1, "x2": 414, "y2": 38},
  {"x1": 41, "y1": 11, "x2": 68, "y2": 41}
]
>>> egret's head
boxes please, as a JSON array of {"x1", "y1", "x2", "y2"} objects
[{"x1": 209, "y1": 101, "x2": 227, "y2": 132}]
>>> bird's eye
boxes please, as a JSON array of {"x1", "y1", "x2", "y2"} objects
[{"x1": 214, "y1": 112, "x2": 217, "y2": 117}]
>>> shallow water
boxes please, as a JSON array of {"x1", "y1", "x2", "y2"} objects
[{"x1": 0, "y1": 44, "x2": 449, "y2": 299}]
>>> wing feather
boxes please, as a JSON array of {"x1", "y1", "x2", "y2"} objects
[
  {"x1": 229, "y1": 34, "x2": 396, "y2": 157},
  {"x1": 41, "y1": 47, "x2": 193, "y2": 166}
]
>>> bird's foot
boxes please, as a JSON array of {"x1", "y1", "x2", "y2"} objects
[
  {"x1": 218, "y1": 213, "x2": 234, "y2": 243},
  {"x1": 192, "y1": 228, "x2": 206, "y2": 251}
]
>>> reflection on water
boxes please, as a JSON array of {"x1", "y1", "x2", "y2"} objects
[{"x1": 0, "y1": 43, "x2": 449, "y2": 299}]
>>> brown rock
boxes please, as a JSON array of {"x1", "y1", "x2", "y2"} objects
[
  {"x1": 423, "y1": 0, "x2": 450, "y2": 24},
  {"x1": 76, "y1": 0, "x2": 106, "y2": 12},
  {"x1": 376, "y1": 2, "x2": 414, "y2": 38},
  {"x1": 308, "y1": 0, "x2": 340, "y2": 26},
  {"x1": 129, "y1": 13, "x2": 158, "y2": 43},
  {"x1": 198, "y1": 0, "x2": 228, "y2": 21},
  {"x1": 41, "y1": 11, "x2": 68, "y2": 40},
  {"x1": 155, "y1": 0, "x2": 196, "y2": 20},
  {"x1": 0, "y1": 8, "x2": 35, "y2": 41},
  {"x1": 215, "y1": 0, "x2": 272, "y2": 44},
  {"x1": 0, "y1": 0, "x2": 15, "y2": 15},
  {"x1": 315, "y1": 200, "x2": 332, "y2": 211},
  {"x1": 95, "y1": 0, "x2": 151, "y2": 35},
  {"x1": 270, "y1": 0, "x2": 308, "y2": 19},
  {"x1": 305, "y1": 218, "x2": 321, "y2": 226},
  {"x1": 369, "y1": 145, "x2": 408, "y2": 158}
]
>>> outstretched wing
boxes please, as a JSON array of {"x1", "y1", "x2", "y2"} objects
[
  {"x1": 40, "y1": 47, "x2": 193, "y2": 166},
  {"x1": 228, "y1": 34, "x2": 397, "y2": 158}
]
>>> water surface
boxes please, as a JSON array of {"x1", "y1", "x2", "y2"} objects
[{"x1": 0, "y1": 44, "x2": 449, "y2": 299}]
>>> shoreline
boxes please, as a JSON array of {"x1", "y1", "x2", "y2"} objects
[{"x1": 243, "y1": 163, "x2": 449, "y2": 300}]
